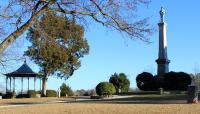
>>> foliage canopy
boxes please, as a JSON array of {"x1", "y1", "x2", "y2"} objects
[
  {"x1": 25, "y1": 12, "x2": 89, "y2": 79},
  {"x1": 109, "y1": 73, "x2": 130, "y2": 93},
  {"x1": 60, "y1": 83, "x2": 74, "y2": 96}
]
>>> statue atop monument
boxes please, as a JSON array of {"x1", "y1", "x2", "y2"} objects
[{"x1": 159, "y1": 7, "x2": 165, "y2": 22}]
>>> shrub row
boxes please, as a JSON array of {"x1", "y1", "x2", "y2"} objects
[
  {"x1": 2, "y1": 90, "x2": 37, "y2": 99},
  {"x1": 46, "y1": 90, "x2": 57, "y2": 97},
  {"x1": 136, "y1": 71, "x2": 192, "y2": 91}
]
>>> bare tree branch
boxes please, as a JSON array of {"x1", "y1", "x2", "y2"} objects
[{"x1": 0, "y1": 0, "x2": 153, "y2": 55}]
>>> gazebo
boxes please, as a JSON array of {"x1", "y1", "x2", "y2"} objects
[{"x1": 4, "y1": 61, "x2": 41, "y2": 94}]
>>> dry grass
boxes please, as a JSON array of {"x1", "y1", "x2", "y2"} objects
[
  {"x1": 1, "y1": 103, "x2": 200, "y2": 114},
  {"x1": 0, "y1": 95, "x2": 199, "y2": 114},
  {"x1": 0, "y1": 97, "x2": 73, "y2": 106}
]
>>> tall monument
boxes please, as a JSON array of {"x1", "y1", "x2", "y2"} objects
[{"x1": 156, "y1": 7, "x2": 170, "y2": 76}]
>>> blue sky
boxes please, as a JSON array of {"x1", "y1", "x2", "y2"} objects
[{"x1": 1, "y1": 0, "x2": 200, "y2": 92}]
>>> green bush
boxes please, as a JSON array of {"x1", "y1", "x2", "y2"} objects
[
  {"x1": 163, "y1": 72, "x2": 192, "y2": 91},
  {"x1": 28, "y1": 90, "x2": 37, "y2": 98},
  {"x1": 136, "y1": 72, "x2": 158, "y2": 91},
  {"x1": 60, "y1": 83, "x2": 74, "y2": 97},
  {"x1": 15, "y1": 90, "x2": 37, "y2": 98},
  {"x1": 46, "y1": 90, "x2": 57, "y2": 97},
  {"x1": 36, "y1": 91, "x2": 41, "y2": 94},
  {"x1": 96, "y1": 82, "x2": 116, "y2": 96},
  {"x1": 3, "y1": 92, "x2": 15, "y2": 99},
  {"x1": 16, "y1": 94, "x2": 29, "y2": 98}
]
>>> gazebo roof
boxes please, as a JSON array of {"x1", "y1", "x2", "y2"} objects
[{"x1": 5, "y1": 61, "x2": 38, "y2": 77}]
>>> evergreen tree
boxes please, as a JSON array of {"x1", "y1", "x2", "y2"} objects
[
  {"x1": 109, "y1": 73, "x2": 130, "y2": 93},
  {"x1": 25, "y1": 12, "x2": 89, "y2": 96},
  {"x1": 60, "y1": 83, "x2": 74, "y2": 97}
]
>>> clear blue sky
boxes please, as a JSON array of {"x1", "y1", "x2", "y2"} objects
[{"x1": 1, "y1": 0, "x2": 200, "y2": 92}]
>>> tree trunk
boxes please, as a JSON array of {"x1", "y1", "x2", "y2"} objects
[
  {"x1": 0, "y1": 4, "x2": 49, "y2": 54},
  {"x1": 42, "y1": 77, "x2": 48, "y2": 97}
]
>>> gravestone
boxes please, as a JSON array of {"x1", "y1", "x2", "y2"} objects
[
  {"x1": 159, "y1": 88, "x2": 164, "y2": 95},
  {"x1": 57, "y1": 88, "x2": 61, "y2": 98},
  {"x1": 187, "y1": 85, "x2": 198, "y2": 103}
]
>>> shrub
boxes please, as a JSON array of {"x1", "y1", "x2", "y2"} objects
[
  {"x1": 136, "y1": 72, "x2": 158, "y2": 91},
  {"x1": 36, "y1": 91, "x2": 41, "y2": 94},
  {"x1": 46, "y1": 90, "x2": 57, "y2": 97},
  {"x1": 60, "y1": 83, "x2": 74, "y2": 97},
  {"x1": 83, "y1": 91, "x2": 90, "y2": 96},
  {"x1": 96, "y1": 82, "x2": 116, "y2": 96},
  {"x1": 163, "y1": 72, "x2": 192, "y2": 91},
  {"x1": 28, "y1": 90, "x2": 37, "y2": 98},
  {"x1": 16, "y1": 94, "x2": 29, "y2": 98},
  {"x1": 15, "y1": 90, "x2": 37, "y2": 98},
  {"x1": 3, "y1": 92, "x2": 15, "y2": 99}
]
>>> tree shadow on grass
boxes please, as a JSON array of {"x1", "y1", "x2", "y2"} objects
[
  {"x1": 1, "y1": 94, "x2": 189, "y2": 106},
  {"x1": 5, "y1": 102, "x2": 47, "y2": 105},
  {"x1": 71, "y1": 94, "x2": 188, "y2": 104}
]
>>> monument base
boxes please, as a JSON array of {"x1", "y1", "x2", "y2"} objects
[{"x1": 156, "y1": 58, "x2": 170, "y2": 76}]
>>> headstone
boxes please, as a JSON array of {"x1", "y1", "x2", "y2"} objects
[
  {"x1": 159, "y1": 88, "x2": 164, "y2": 95},
  {"x1": 57, "y1": 88, "x2": 61, "y2": 98},
  {"x1": 36, "y1": 94, "x2": 41, "y2": 98},
  {"x1": 187, "y1": 85, "x2": 198, "y2": 103}
]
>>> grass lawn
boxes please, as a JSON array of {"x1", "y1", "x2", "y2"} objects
[
  {"x1": 1, "y1": 102, "x2": 200, "y2": 114},
  {"x1": 0, "y1": 97, "x2": 73, "y2": 106},
  {"x1": 0, "y1": 94, "x2": 199, "y2": 114}
]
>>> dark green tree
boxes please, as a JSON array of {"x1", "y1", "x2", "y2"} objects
[
  {"x1": 109, "y1": 73, "x2": 130, "y2": 93},
  {"x1": 136, "y1": 72, "x2": 157, "y2": 91},
  {"x1": 60, "y1": 83, "x2": 74, "y2": 97},
  {"x1": 25, "y1": 12, "x2": 89, "y2": 96},
  {"x1": 163, "y1": 72, "x2": 192, "y2": 90}
]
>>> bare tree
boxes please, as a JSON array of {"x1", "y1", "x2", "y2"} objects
[
  {"x1": 191, "y1": 65, "x2": 200, "y2": 89},
  {"x1": 0, "y1": 0, "x2": 153, "y2": 54}
]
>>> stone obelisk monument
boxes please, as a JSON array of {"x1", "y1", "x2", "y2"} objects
[{"x1": 156, "y1": 7, "x2": 170, "y2": 77}]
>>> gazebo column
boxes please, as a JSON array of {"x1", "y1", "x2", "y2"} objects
[
  {"x1": 13, "y1": 77, "x2": 15, "y2": 93},
  {"x1": 21, "y1": 77, "x2": 23, "y2": 94},
  {"x1": 28, "y1": 77, "x2": 30, "y2": 92},
  {"x1": 10, "y1": 77, "x2": 12, "y2": 92},
  {"x1": 34, "y1": 77, "x2": 36, "y2": 91},
  {"x1": 6, "y1": 77, "x2": 8, "y2": 93}
]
